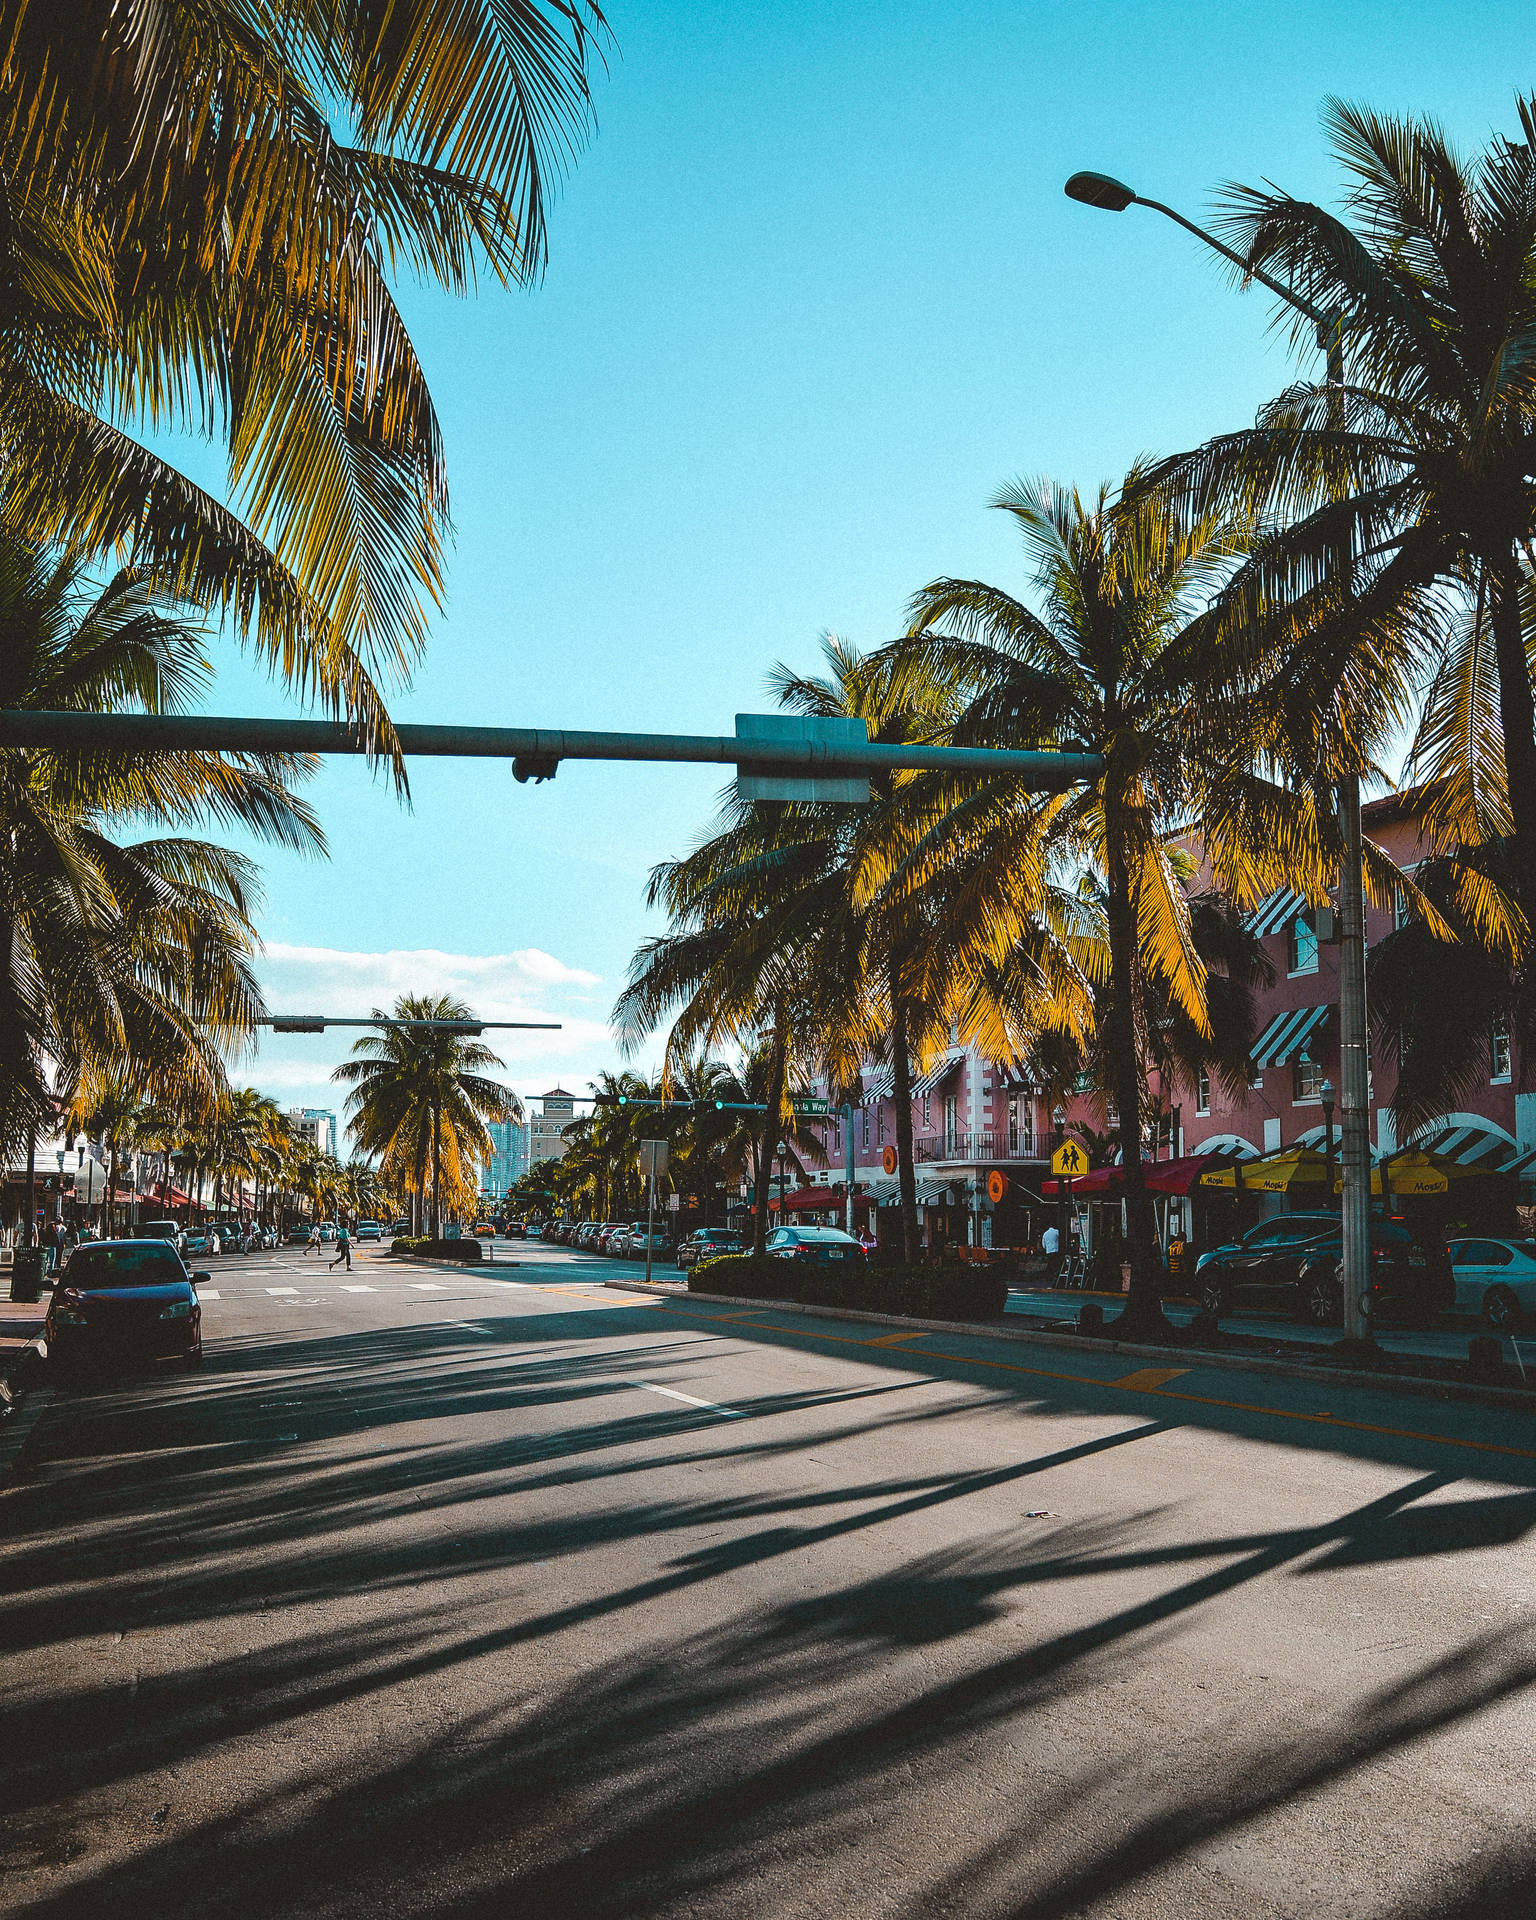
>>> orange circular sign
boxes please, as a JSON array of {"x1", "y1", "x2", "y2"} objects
[
  {"x1": 986, "y1": 1169, "x2": 1008, "y2": 1205},
  {"x1": 881, "y1": 1145, "x2": 898, "y2": 1175}
]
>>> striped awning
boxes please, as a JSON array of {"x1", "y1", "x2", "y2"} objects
[
  {"x1": 911, "y1": 1054, "x2": 962, "y2": 1099},
  {"x1": 1251, "y1": 1004, "x2": 1330, "y2": 1068},
  {"x1": 1406, "y1": 1122, "x2": 1536, "y2": 1178},
  {"x1": 1247, "y1": 886, "x2": 1308, "y2": 937},
  {"x1": 860, "y1": 1068, "x2": 895, "y2": 1104}
]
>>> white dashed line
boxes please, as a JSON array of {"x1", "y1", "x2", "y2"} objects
[
  {"x1": 631, "y1": 1381, "x2": 744, "y2": 1419},
  {"x1": 409, "y1": 1282, "x2": 447, "y2": 1291}
]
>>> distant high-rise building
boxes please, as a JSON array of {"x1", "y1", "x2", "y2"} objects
[
  {"x1": 482, "y1": 1118, "x2": 528, "y2": 1197},
  {"x1": 529, "y1": 1088, "x2": 576, "y2": 1164},
  {"x1": 285, "y1": 1108, "x2": 340, "y2": 1157}
]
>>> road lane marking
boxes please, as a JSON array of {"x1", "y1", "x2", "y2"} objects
[
  {"x1": 1114, "y1": 1367, "x2": 1189, "y2": 1391},
  {"x1": 340, "y1": 1285, "x2": 375, "y2": 1292},
  {"x1": 654, "y1": 1305, "x2": 1536, "y2": 1462},
  {"x1": 869, "y1": 1331, "x2": 932, "y2": 1347},
  {"x1": 266, "y1": 1287, "x2": 298, "y2": 1296},
  {"x1": 409, "y1": 1282, "x2": 447, "y2": 1290},
  {"x1": 632, "y1": 1380, "x2": 745, "y2": 1419},
  {"x1": 197, "y1": 1289, "x2": 220, "y2": 1300}
]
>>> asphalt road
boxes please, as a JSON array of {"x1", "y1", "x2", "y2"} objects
[{"x1": 4, "y1": 1240, "x2": 1535, "y2": 1920}]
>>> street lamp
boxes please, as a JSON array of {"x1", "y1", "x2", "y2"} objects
[{"x1": 1065, "y1": 167, "x2": 1372, "y2": 1350}]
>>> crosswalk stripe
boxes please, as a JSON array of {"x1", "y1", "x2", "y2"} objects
[
  {"x1": 409, "y1": 1282, "x2": 447, "y2": 1290},
  {"x1": 267, "y1": 1287, "x2": 298, "y2": 1296},
  {"x1": 197, "y1": 1289, "x2": 220, "y2": 1300},
  {"x1": 340, "y1": 1284, "x2": 375, "y2": 1292}
]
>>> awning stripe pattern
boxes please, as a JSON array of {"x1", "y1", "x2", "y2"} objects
[
  {"x1": 860, "y1": 1069, "x2": 895, "y2": 1104},
  {"x1": 910, "y1": 1054, "x2": 962, "y2": 1098},
  {"x1": 1408, "y1": 1123, "x2": 1536, "y2": 1176},
  {"x1": 1247, "y1": 886, "x2": 1308, "y2": 937},
  {"x1": 1251, "y1": 1004, "x2": 1330, "y2": 1068}
]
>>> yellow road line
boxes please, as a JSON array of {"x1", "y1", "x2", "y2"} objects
[
  {"x1": 649, "y1": 1304, "x2": 1536, "y2": 1463},
  {"x1": 868, "y1": 1331, "x2": 935, "y2": 1347},
  {"x1": 1113, "y1": 1367, "x2": 1190, "y2": 1391}
]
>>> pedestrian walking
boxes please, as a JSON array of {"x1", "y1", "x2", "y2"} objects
[
  {"x1": 306, "y1": 1223, "x2": 322, "y2": 1256},
  {"x1": 329, "y1": 1224, "x2": 352, "y2": 1272}
]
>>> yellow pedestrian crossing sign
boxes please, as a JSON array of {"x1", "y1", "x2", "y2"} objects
[{"x1": 1051, "y1": 1140, "x2": 1088, "y2": 1177}]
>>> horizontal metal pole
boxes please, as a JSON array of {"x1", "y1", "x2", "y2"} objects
[
  {"x1": 0, "y1": 711, "x2": 1103, "y2": 786},
  {"x1": 257, "y1": 1017, "x2": 560, "y2": 1030}
]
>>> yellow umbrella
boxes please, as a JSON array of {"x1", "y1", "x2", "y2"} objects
[
  {"x1": 1329, "y1": 1149, "x2": 1482, "y2": 1197},
  {"x1": 1200, "y1": 1146, "x2": 1330, "y2": 1191}
]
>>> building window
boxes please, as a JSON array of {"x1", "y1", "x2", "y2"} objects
[
  {"x1": 861, "y1": 1108, "x2": 869, "y2": 1150},
  {"x1": 1393, "y1": 885, "x2": 1411, "y2": 931},
  {"x1": 943, "y1": 1093, "x2": 958, "y2": 1151},
  {"x1": 1293, "y1": 1053, "x2": 1325, "y2": 1101},
  {"x1": 1289, "y1": 914, "x2": 1319, "y2": 975},
  {"x1": 1195, "y1": 1069, "x2": 1210, "y2": 1116},
  {"x1": 1007, "y1": 1094, "x2": 1019, "y2": 1153},
  {"x1": 832, "y1": 1116, "x2": 842, "y2": 1155},
  {"x1": 1248, "y1": 1069, "x2": 1264, "y2": 1090},
  {"x1": 1492, "y1": 1017, "x2": 1512, "y2": 1083},
  {"x1": 877, "y1": 1105, "x2": 886, "y2": 1144},
  {"x1": 922, "y1": 1093, "x2": 931, "y2": 1130}
]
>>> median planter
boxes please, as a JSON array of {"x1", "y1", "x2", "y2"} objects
[
  {"x1": 389, "y1": 1236, "x2": 483, "y2": 1262},
  {"x1": 690, "y1": 1253, "x2": 1006, "y2": 1322}
]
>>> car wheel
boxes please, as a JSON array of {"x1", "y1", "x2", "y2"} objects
[
  {"x1": 1482, "y1": 1284, "x2": 1523, "y2": 1334},
  {"x1": 1198, "y1": 1278, "x2": 1226, "y2": 1316},
  {"x1": 1304, "y1": 1266, "x2": 1343, "y2": 1327}
]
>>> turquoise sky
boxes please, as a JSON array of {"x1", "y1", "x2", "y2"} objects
[{"x1": 211, "y1": 0, "x2": 1531, "y2": 1119}]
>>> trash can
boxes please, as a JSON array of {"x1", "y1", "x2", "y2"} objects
[{"x1": 9, "y1": 1247, "x2": 46, "y2": 1303}]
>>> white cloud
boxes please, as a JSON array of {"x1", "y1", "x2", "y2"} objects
[{"x1": 238, "y1": 941, "x2": 627, "y2": 1123}]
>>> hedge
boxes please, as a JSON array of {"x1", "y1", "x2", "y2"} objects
[
  {"x1": 688, "y1": 1252, "x2": 1007, "y2": 1321},
  {"x1": 389, "y1": 1236, "x2": 483, "y2": 1262}
]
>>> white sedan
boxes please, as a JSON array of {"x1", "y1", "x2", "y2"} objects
[{"x1": 1447, "y1": 1238, "x2": 1536, "y2": 1332}]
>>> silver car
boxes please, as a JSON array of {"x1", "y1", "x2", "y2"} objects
[{"x1": 1448, "y1": 1237, "x2": 1536, "y2": 1331}]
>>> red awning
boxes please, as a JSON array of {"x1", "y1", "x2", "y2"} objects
[
  {"x1": 769, "y1": 1186, "x2": 844, "y2": 1212},
  {"x1": 1041, "y1": 1153, "x2": 1234, "y2": 1198}
]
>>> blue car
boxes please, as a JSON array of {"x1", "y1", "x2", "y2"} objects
[{"x1": 46, "y1": 1239, "x2": 206, "y2": 1373}]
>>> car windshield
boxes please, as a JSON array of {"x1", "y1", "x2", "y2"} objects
[
  {"x1": 792, "y1": 1229, "x2": 856, "y2": 1243},
  {"x1": 63, "y1": 1245, "x2": 186, "y2": 1289}
]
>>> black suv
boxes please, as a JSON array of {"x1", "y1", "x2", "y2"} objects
[{"x1": 1194, "y1": 1211, "x2": 1452, "y2": 1327}]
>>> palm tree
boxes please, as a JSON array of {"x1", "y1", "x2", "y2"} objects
[
  {"x1": 65, "y1": 1075, "x2": 152, "y2": 1238},
  {"x1": 0, "y1": 2, "x2": 606, "y2": 732},
  {"x1": 334, "y1": 994, "x2": 518, "y2": 1236},
  {"x1": 1149, "y1": 97, "x2": 1536, "y2": 925},
  {"x1": 0, "y1": 535, "x2": 324, "y2": 1162},
  {"x1": 901, "y1": 473, "x2": 1290, "y2": 1332}
]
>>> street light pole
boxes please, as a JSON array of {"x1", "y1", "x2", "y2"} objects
[{"x1": 1064, "y1": 168, "x2": 1372, "y2": 1348}]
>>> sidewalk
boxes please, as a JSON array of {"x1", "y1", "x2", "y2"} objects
[{"x1": 0, "y1": 1295, "x2": 49, "y2": 1478}]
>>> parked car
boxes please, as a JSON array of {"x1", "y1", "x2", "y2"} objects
[
  {"x1": 388, "y1": 1220, "x2": 410, "y2": 1238},
  {"x1": 601, "y1": 1225, "x2": 634, "y2": 1256},
  {"x1": 354, "y1": 1220, "x2": 383, "y2": 1243},
  {"x1": 139, "y1": 1219, "x2": 184, "y2": 1251},
  {"x1": 287, "y1": 1227, "x2": 313, "y2": 1246},
  {"x1": 765, "y1": 1226, "x2": 866, "y2": 1264},
  {"x1": 625, "y1": 1228, "x2": 673, "y2": 1261},
  {"x1": 182, "y1": 1227, "x2": 213, "y2": 1257},
  {"x1": 46, "y1": 1239, "x2": 205, "y2": 1372},
  {"x1": 1195, "y1": 1210, "x2": 1453, "y2": 1326},
  {"x1": 678, "y1": 1229, "x2": 743, "y2": 1271},
  {"x1": 1448, "y1": 1237, "x2": 1536, "y2": 1331}
]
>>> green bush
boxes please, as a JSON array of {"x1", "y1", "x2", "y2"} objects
[
  {"x1": 688, "y1": 1252, "x2": 1007, "y2": 1321},
  {"x1": 389, "y1": 1236, "x2": 483, "y2": 1262}
]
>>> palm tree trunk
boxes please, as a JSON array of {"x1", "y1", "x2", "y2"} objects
[
  {"x1": 751, "y1": 1018, "x2": 788, "y2": 1257},
  {"x1": 1492, "y1": 555, "x2": 1536, "y2": 918},
  {"x1": 1104, "y1": 828, "x2": 1166, "y2": 1334},
  {"x1": 107, "y1": 1137, "x2": 118, "y2": 1240},
  {"x1": 889, "y1": 971, "x2": 919, "y2": 1263}
]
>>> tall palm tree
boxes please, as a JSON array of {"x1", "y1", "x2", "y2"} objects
[
  {"x1": 0, "y1": 1, "x2": 606, "y2": 732},
  {"x1": 334, "y1": 994, "x2": 518, "y2": 1236},
  {"x1": 901, "y1": 473, "x2": 1289, "y2": 1332},
  {"x1": 0, "y1": 535, "x2": 324, "y2": 1160},
  {"x1": 65, "y1": 1075, "x2": 152, "y2": 1238},
  {"x1": 1150, "y1": 97, "x2": 1536, "y2": 925}
]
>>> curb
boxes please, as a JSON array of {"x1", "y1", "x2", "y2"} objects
[
  {"x1": 0, "y1": 1337, "x2": 51, "y2": 1483},
  {"x1": 602, "y1": 1279, "x2": 1536, "y2": 1414}
]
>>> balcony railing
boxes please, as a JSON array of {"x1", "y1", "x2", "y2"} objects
[{"x1": 913, "y1": 1129, "x2": 1035, "y2": 1165}]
